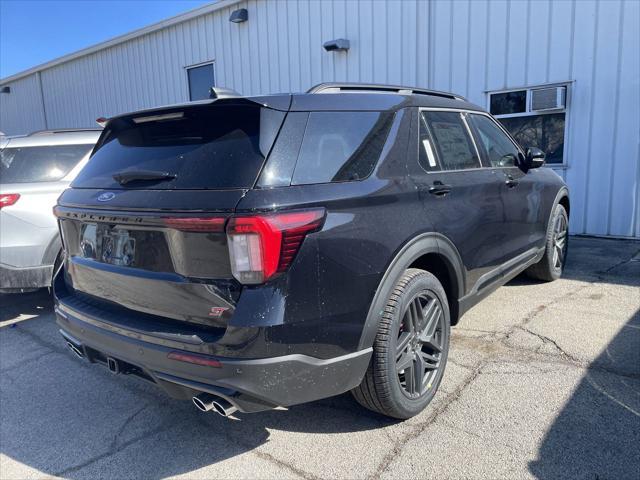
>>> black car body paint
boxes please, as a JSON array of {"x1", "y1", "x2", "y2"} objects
[{"x1": 53, "y1": 85, "x2": 569, "y2": 415}]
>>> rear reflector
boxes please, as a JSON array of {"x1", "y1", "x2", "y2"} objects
[
  {"x1": 226, "y1": 209, "x2": 325, "y2": 284},
  {"x1": 167, "y1": 351, "x2": 222, "y2": 368},
  {"x1": 163, "y1": 217, "x2": 226, "y2": 232},
  {"x1": 0, "y1": 193, "x2": 20, "y2": 209}
]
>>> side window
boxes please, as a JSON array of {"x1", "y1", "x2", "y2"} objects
[
  {"x1": 469, "y1": 114, "x2": 521, "y2": 168},
  {"x1": 291, "y1": 111, "x2": 393, "y2": 185},
  {"x1": 421, "y1": 111, "x2": 480, "y2": 171},
  {"x1": 418, "y1": 113, "x2": 440, "y2": 171}
]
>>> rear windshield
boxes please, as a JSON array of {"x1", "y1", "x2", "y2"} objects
[
  {"x1": 0, "y1": 144, "x2": 93, "y2": 184},
  {"x1": 73, "y1": 105, "x2": 285, "y2": 190}
]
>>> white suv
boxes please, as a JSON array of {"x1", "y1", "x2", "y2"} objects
[{"x1": 0, "y1": 129, "x2": 100, "y2": 293}]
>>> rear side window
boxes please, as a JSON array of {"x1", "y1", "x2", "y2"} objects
[
  {"x1": 0, "y1": 144, "x2": 93, "y2": 183},
  {"x1": 469, "y1": 114, "x2": 521, "y2": 168},
  {"x1": 291, "y1": 111, "x2": 393, "y2": 185},
  {"x1": 421, "y1": 111, "x2": 480, "y2": 171},
  {"x1": 73, "y1": 105, "x2": 285, "y2": 190}
]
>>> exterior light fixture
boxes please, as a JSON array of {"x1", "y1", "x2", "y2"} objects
[
  {"x1": 229, "y1": 8, "x2": 248, "y2": 23},
  {"x1": 323, "y1": 39, "x2": 350, "y2": 52}
]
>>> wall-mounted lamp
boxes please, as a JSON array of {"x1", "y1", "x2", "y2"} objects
[
  {"x1": 229, "y1": 8, "x2": 248, "y2": 23},
  {"x1": 0, "y1": 86, "x2": 10, "y2": 94},
  {"x1": 323, "y1": 39, "x2": 350, "y2": 52}
]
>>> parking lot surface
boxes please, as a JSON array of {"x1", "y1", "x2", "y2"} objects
[{"x1": 1, "y1": 236, "x2": 639, "y2": 479}]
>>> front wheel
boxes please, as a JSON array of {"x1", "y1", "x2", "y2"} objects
[
  {"x1": 526, "y1": 204, "x2": 568, "y2": 282},
  {"x1": 352, "y1": 268, "x2": 450, "y2": 419}
]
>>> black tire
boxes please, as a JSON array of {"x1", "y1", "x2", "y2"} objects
[
  {"x1": 526, "y1": 204, "x2": 568, "y2": 282},
  {"x1": 352, "y1": 268, "x2": 450, "y2": 419}
]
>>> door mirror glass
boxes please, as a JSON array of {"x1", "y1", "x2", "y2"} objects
[{"x1": 525, "y1": 146, "x2": 545, "y2": 169}]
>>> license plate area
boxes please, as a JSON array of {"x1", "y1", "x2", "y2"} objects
[{"x1": 80, "y1": 223, "x2": 136, "y2": 267}]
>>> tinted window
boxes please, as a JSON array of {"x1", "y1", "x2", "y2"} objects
[
  {"x1": 469, "y1": 114, "x2": 521, "y2": 167},
  {"x1": 291, "y1": 111, "x2": 393, "y2": 185},
  {"x1": 0, "y1": 144, "x2": 92, "y2": 183},
  {"x1": 498, "y1": 113, "x2": 565, "y2": 164},
  {"x1": 418, "y1": 113, "x2": 439, "y2": 171},
  {"x1": 187, "y1": 63, "x2": 215, "y2": 101},
  {"x1": 489, "y1": 90, "x2": 527, "y2": 116},
  {"x1": 73, "y1": 105, "x2": 285, "y2": 190},
  {"x1": 422, "y1": 111, "x2": 480, "y2": 171}
]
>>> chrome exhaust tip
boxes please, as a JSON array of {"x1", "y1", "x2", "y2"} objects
[
  {"x1": 66, "y1": 341, "x2": 84, "y2": 359},
  {"x1": 192, "y1": 394, "x2": 238, "y2": 417}
]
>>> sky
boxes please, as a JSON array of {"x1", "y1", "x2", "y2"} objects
[{"x1": 0, "y1": 0, "x2": 212, "y2": 79}]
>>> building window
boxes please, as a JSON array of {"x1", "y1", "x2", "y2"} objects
[
  {"x1": 187, "y1": 62, "x2": 215, "y2": 101},
  {"x1": 488, "y1": 84, "x2": 569, "y2": 165}
]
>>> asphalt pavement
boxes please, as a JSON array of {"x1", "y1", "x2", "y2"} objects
[{"x1": 1, "y1": 236, "x2": 639, "y2": 479}]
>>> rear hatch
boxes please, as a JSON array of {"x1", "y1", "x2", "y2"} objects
[{"x1": 56, "y1": 99, "x2": 288, "y2": 331}]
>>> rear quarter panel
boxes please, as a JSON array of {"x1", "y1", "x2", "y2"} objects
[
  {"x1": 0, "y1": 182, "x2": 65, "y2": 267},
  {"x1": 233, "y1": 108, "x2": 435, "y2": 357}
]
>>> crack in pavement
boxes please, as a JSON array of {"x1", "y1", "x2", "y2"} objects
[
  {"x1": 371, "y1": 251, "x2": 639, "y2": 477},
  {"x1": 52, "y1": 414, "x2": 316, "y2": 480},
  {"x1": 107, "y1": 403, "x2": 151, "y2": 451},
  {"x1": 368, "y1": 362, "x2": 486, "y2": 480},
  {"x1": 514, "y1": 325, "x2": 582, "y2": 363},
  {"x1": 55, "y1": 423, "x2": 175, "y2": 477}
]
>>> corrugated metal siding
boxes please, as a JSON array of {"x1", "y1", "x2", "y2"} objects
[
  {"x1": 0, "y1": 73, "x2": 47, "y2": 134},
  {"x1": 0, "y1": 0, "x2": 638, "y2": 237}
]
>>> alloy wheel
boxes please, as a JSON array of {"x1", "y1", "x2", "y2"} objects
[
  {"x1": 552, "y1": 212, "x2": 568, "y2": 271},
  {"x1": 396, "y1": 291, "x2": 445, "y2": 398}
]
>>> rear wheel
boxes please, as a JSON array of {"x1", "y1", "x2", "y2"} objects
[
  {"x1": 526, "y1": 204, "x2": 568, "y2": 282},
  {"x1": 352, "y1": 268, "x2": 450, "y2": 419}
]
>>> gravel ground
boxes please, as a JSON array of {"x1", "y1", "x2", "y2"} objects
[{"x1": 1, "y1": 236, "x2": 638, "y2": 480}]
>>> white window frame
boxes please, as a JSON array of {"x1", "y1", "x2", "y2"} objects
[
  {"x1": 185, "y1": 61, "x2": 215, "y2": 101},
  {"x1": 486, "y1": 81, "x2": 573, "y2": 168}
]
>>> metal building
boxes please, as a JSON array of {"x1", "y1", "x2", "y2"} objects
[{"x1": 1, "y1": 0, "x2": 638, "y2": 238}]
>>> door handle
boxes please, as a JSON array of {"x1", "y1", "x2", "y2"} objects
[
  {"x1": 505, "y1": 175, "x2": 519, "y2": 188},
  {"x1": 428, "y1": 181, "x2": 452, "y2": 196}
]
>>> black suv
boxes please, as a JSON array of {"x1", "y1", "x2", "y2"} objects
[{"x1": 54, "y1": 83, "x2": 569, "y2": 419}]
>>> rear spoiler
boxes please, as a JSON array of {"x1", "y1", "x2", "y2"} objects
[{"x1": 99, "y1": 94, "x2": 292, "y2": 129}]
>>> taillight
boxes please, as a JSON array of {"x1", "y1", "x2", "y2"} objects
[
  {"x1": 226, "y1": 209, "x2": 325, "y2": 284},
  {"x1": 0, "y1": 193, "x2": 20, "y2": 209},
  {"x1": 162, "y1": 217, "x2": 226, "y2": 232}
]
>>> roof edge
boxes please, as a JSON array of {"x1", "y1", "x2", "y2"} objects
[{"x1": 0, "y1": 0, "x2": 240, "y2": 85}]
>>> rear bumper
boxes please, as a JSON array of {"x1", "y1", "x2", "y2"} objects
[
  {"x1": 55, "y1": 300, "x2": 372, "y2": 413},
  {"x1": 0, "y1": 263, "x2": 52, "y2": 291}
]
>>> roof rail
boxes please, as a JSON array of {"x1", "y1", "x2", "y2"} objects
[
  {"x1": 307, "y1": 82, "x2": 467, "y2": 101},
  {"x1": 29, "y1": 128, "x2": 103, "y2": 135}
]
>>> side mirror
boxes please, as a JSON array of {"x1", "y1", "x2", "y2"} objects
[{"x1": 524, "y1": 147, "x2": 545, "y2": 170}]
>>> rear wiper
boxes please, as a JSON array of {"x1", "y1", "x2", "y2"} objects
[{"x1": 112, "y1": 170, "x2": 177, "y2": 185}]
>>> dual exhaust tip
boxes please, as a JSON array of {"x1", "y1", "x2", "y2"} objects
[
  {"x1": 66, "y1": 341, "x2": 84, "y2": 359},
  {"x1": 64, "y1": 337, "x2": 237, "y2": 417},
  {"x1": 192, "y1": 393, "x2": 238, "y2": 417}
]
